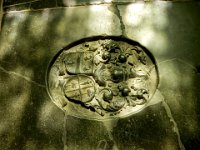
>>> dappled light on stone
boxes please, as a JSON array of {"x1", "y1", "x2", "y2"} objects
[
  {"x1": 0, "y1": 1, "x2": 200, "y2": 149},
  {"x1": 29, "y1": 10, "x2": 50, "y2": 39},
  {"x1": 0, "y1": 13, "x2": 28, "y2": 59},
  {"x1": 159, "y1": 59, "x2": 199, "y2": 137},
  {"x1": 123, "y1": 2, "x2": 171, "y2": 56}
]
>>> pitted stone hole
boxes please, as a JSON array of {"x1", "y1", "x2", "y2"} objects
[{"x1": 46, "y1": 36, "x2": 159, "y2": 120}]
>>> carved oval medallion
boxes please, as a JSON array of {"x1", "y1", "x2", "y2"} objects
[{"x1": 46, "y1": 36, "x2": 159, "y2": 120}]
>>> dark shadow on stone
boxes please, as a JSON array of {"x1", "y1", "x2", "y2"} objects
[
  {"x1": 112, "y1": 103, "x2": 180, "y2": 150},
  {"x1": 0, "y1": 9, "x2": 67, "y2": 150},
  {"x1": 162, "y1": 3, "x2": 200, "y2": 150}
]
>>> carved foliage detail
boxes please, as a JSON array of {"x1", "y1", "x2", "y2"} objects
[{"x1": 48, "y1": 39, "x2": 158, "y2": 117}]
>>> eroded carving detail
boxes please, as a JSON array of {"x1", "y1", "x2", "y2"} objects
[{"x1": 47, "y1": 38, "x2": 158, "y2": 118}]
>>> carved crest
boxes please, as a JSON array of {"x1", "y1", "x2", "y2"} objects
[{"x1": 47, "y1": 37, "x2": 158, "y2": 119}]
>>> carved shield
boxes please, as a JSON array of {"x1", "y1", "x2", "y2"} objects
[{"x1": 64, "y1": 52, "x2": 94, "y2": 74}]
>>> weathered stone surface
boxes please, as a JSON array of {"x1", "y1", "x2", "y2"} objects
[
  {"x1": 112, "y1": 103, "x2": 181, "y2": 150},
  {"x1": 158, "y1": 60, "x2": 200, "y2": 150},
  {"x1": 118, "y1": 2, "x2": 200, "y2": 63},
  {"x1": 3, "y1": 0, "x2": 199, "y2": 12},
  {"x1": 0, "y1": 5, "x2": 120, "y2": 149},
  {"x1": 64, "y1": 102, "x2": 181, "y2": 150},
  {"x1": 118, "y1": 1, "x2": 200, "y2": 149},
  {"x1": 3, "y1": 0, "x2": 126, "y2": 12},
  {"x1": 0, "y1": 1, "x2": 200, "y2": 150},
  {"x1": 0, "y1": 4, "x2": 121, "y2": 56},
  {"x1": 63, "y1": 116, "x2": 113, "y2": 150},
  {"x1": 0, "y1": 0, "x2": 3, "y2": 31}
]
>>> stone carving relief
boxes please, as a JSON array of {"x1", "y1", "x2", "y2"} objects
[{"x1": 47, "y1": 37, "x2": 158, "y2": 119}]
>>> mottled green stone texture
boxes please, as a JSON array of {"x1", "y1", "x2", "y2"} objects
[{"x1": 0, "y1": 1, "x2": 200, "y2": 150}]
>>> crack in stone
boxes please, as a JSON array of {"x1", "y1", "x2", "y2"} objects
[
  {"x1": 3, "y1": 1, "x2": 134, "y2": 9},
  {"x1": 3, "y1": 4, "x2": 111, "y2": 14},
  {"x1": 0, "y1": 65, "x2": 45, "y2": 88},
  {"x1": 132, "y1": 87, "x2": 183, "y2": 149},
  {"x1": 157, "y1": 58, "x2": 197, "y2": 71},
  {"x1": 161, "y1": 100, "x2": 185, "y2": 150},
  {"x1": 108, "y1": 4, "x2": 127, "y2": 36},
  {"x1": 3, "y1": 0, "x2": 41, "y2": 8},
  {"x1": 148, "y1": 57, "x2": 197, "y2": 77},
  {"x1": 115, "y1": 5, "x2": 126, "y2": 36},
  {"x1": 150, "y1": 57, "x2": 200, "y2": 150},
  {"x1": 154, "y1": 58, "x2": 191, "y2": 150},
  {"x1": 63, "y1": 113, "x2": 67, "y2": 150},
  {"x1": 103, "y1": 119, "x2": 119, "y2": 150}
]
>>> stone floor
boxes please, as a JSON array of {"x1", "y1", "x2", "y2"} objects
[{"x1": 0, "y1": 1, "x2": 200, "y2": 150}]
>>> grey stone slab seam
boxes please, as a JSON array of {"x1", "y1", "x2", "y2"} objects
[
  {"x1": 3, "y1": 0, "x2": 199, "y2": 12},
  {"x1": 0, "y1": 65, "x2": 46, "y2": 88}
]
